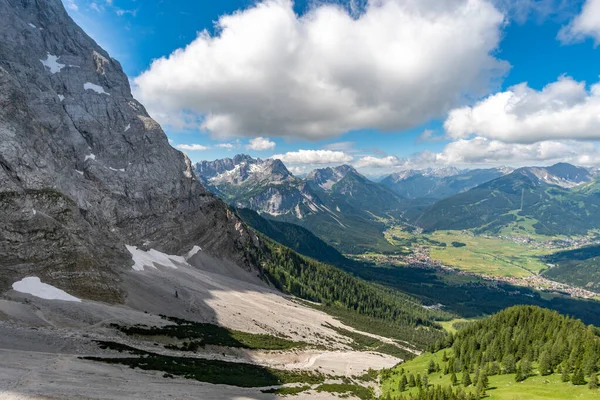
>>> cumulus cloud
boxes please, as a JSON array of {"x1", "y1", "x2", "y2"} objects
[
  {"x1": 176, "y1": 144, "x2": 210, "y2": 151},
  {"x1": 558, "y1": 0, "x2": 600, "y2": 44},
  {"x1": 354, "y1": 155, "x2": 405, "y2": 169},
  {"x1": 246, "y1": 137, "x2": 276, "y2": 151},
  {"x1": 444, "y1": 76, "x2": 600, "y2": 143},
  {"x1": 215, "y1": 143, "x2": 235, "y2": 150},
  {"x1": 134, "y1": 0, "x2": 507, "y2": 140},
  {"x1": 434, "y1": 137, "x2": 600, "y2": 166},
  {"x1": 272, "y1": 150, "x2": 353, "y2": 164}
]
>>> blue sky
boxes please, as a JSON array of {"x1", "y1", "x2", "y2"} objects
[{"x1": 64, "y1": 0, "x2": 600, "y2": 174}]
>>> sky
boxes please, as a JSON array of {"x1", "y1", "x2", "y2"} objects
[{"x1": 63, "y1": 0, "x2": 600, "y2": 176}]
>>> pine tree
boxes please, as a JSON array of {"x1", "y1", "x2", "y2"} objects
[
  {"x1": 475, "y1": 379, "x2": 486, "y2": 398},
  {"x1": 479, "y1": 371, "x2": 489, "y2": 389},
  {"x1": 502, "y1": 354, "x2": 516, "y2": 374},
  {"x1": 409, "y1": 373, "x2": 416, "y2": 387},
  {"x1": 588, "y1": 374, "x2": 598, "y2": 390},
  {"x1": 451, "y1": 372, "x2": 458, "y2": 386},
  {"x1": 562, "y1": 368, "x2": 571, "y2": 383},
  {"x1": 422, "y1": 373, "x2": 429, "y2": 388},
  {"x1": 399, "y1": 375, "x2": 407, "y2": 392},
  {"x1": 416, "y1": 374, "x2": 422, "y2": 389},
  {"x1": 538, "y1": 350, "x2": 552, "y2": 376},
  {"x1": 428, "y1": 359, "x2": 436, "y2": 374},
  {"x1": 442, "y1": 351, "x2": 449, "y2": 362},
  {"x1": 462, "y1": 371, "x2": 472, "y2": 387},
  {"x1": 572, "y1": 369, "x2": 587, "y2": 386}
]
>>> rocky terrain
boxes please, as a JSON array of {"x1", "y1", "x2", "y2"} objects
[{"x1": 0, "y1": 0, "x2": 263, "y2": 302}]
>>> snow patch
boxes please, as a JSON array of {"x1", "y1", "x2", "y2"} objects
[
  {"x1": 84, "y1": 153, "x2": 96, "y2": 162},
  {"x1": 124, "y1": 123, "x2": 130, "y2": 132},
  {"x1": 185, "y1": 246, "x2": 202, "y2": 260},
  {"x1": 84, "y1": 82, "x2": 110, "y2": 95},
  {"x1": 126, "y1": 245, "x2": 186, "y2": 271},
  {"x1": 28, "y1": 23, "x2": 36, "y2": 29},
  {"x1": 12, "y1": 277, "x2": 81, "y2": 302},
  {"x1": 109, "y1": 167, "x2": 125, "y2": 172},
  {"x1": 32, "y1": 209, "x2": 37, "y2": 216},
  {"x1": 40, "y1": 53, "x2": 65, "y2": 74},
  {"x1": 58, "y1": 95, "x2": 65, "y2": 102},
  {"x1": 75, "y1": 170, "x2": 84, "y2": 176}
]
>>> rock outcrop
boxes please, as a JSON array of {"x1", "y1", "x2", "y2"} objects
[{"x1": 0, "y1": 0, "x2": 260, "y2": 302}]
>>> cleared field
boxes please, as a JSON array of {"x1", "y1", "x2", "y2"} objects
[
  {"x1": 427, "y1": 231, "x2": 553, "y2": 277},
  {"x1": 381, "y1": 350, "x2": 599, "y2": 400}
]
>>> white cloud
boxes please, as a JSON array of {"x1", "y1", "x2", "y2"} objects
[
  {"x1": 215, "y1": 143, "x2": 235, "y2": 150},
  {"x1": 558, "y1": 0, "x2": 600, "y2": 44},
  {"x1": 134, "y1": 0, "x2": 506, "y2": 140},
  {"x1": 272, "y1": 150, "x2": 353, "y2": 164},
  {"x1": 322, "y1": 141, "x2": 357, "y2": 152},
  {"x1": 432, "y1": 137, "x2": 600, "y2": 166},
  {"x1": 63, "y1": 0, "x2": 78, "y2": 11},
  {"x1": 176, "y1": 144, "x2": 210, "y2": 151},
  {"x1": 246, "y1": 137, "x2": 275, "y2": 151},
  {"x1": 416, "y1": 129, "x2": 445, "y2": 143},
  {"x1": 445, "y1": 76, "x2": 600, "y2": 143},
  {"x1": 354, "y1": 155, "x2": 405, "y2": 169}
]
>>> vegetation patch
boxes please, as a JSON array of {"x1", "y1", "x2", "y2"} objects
[
  {"x1": 381, "y1": 306, "x2": 600, "y2": 399},
  {"x1": 323, "y1": 322, "x2": 415, "y2": 360},
  {"x1": 110, "y1": 315, "x2": 307, "y2": 351},
  {"x1": 316, "y1": 383, "x2": 374, "y2": 400},
  {"x1": 261, "y1": 385, "x2": 311, "y2": 395},
  {"x1": 85, "y1": 341, "x2": 325, "y2": 388}
]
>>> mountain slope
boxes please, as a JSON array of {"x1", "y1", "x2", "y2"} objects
[
  {"x1": 415, "y1": 164, "x2": 600, "y2": 235},
  {"x1": 235, "y1": 207, "x2": 347, "y2": 265},
  {"x1": 0, "y1": 0, "x2": 261, "y2": 301}
]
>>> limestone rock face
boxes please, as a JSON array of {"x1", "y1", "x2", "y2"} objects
[{"x1": 0, "y1": 0, "x2": 260, "y2": 301}]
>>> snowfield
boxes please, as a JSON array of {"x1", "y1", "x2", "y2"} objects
[{"x1": 11, "y1": 277, "x2": 81, "y2": 302}]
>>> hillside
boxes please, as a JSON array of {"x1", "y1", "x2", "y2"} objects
[
  {"x1": 543, "y1": 244, "x2": 600, "y2": 294},
  {"x1": 235, "y1": 207, "x2": 348, "y2": 265},
  {"x1": 381, "y1": 306, "x2": 600, "y2": 399},
  {"x1": 415, "y1": 164, "x2": 600, "y2": 236}
]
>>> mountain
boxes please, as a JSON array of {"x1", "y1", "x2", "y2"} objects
[
  {"x1": 235, "y1": 208, "x2": 347, "y2": 265},
  {"x1": 306, "y1": 164, "x2": 406, "y2": 219},
  {"x1": 0, "y1": 0, "x2": 262, "y2": 301},
  {"x1": 415, "y1": 163, "x2": 600, "y2": 235},
  {"x1": 195, "y1": 158, "x2": 406, "y2": 253},
  {"x1": 381, "y1": 167, "x2": 509, "y2": 200}
]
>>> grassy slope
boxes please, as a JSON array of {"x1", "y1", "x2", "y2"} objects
[
  {"x1": 381, "y1": 350, "x2": 598, "y2": 399},
  {"x1": 427, "y1": 231, "x2": 552, "y2": 277}
]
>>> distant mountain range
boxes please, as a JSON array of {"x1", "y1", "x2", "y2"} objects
[
  {"x1": 194, "y1": 155, "x2": 405, "y2": 253},
  {"x1": 196, "y1": 157, "x2": 600, "y2": 251},
  {"x1": 380, "y1": 167, "x2": 511, "y2": 200},
  {"x1": 415, "y1": 163, "x2": 600, "y2": 236}
]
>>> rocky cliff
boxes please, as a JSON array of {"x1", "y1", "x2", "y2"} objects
[{"x1": 0, "y1": 0, "x2": 261, "y2": 302}]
